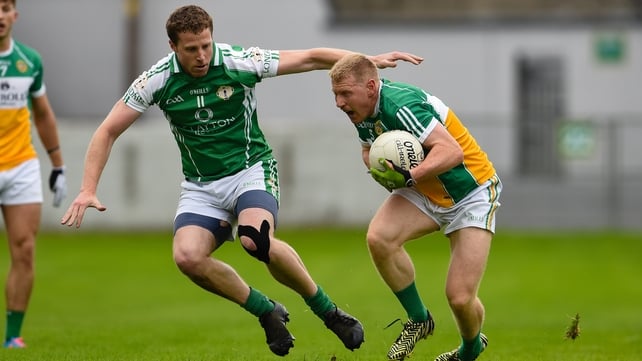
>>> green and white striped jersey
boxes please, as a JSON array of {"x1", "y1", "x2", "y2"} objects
[{"x1": 123, "y1": 43, "x2": 280, "y2": 182}]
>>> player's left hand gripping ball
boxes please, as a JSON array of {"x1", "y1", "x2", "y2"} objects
[
  {"x1": 369, "y1": 158, "x2": 416, "y2": 191},
  {"x1": 49, "y1": 166, "x2": 67, "y2": 208}
]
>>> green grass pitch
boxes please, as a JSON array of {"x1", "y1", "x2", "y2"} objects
[{"x1": 1, "y1": 227, "x2": 640, "y2": 360}]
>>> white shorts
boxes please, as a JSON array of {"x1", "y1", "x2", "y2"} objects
[
  {"x1": 175, "y1": 160, "x2": 279, "y2": 224},
  {"x1": 394, "y1": 174, "x2": 502, "y2": 235},
  {"x1": 0, "y1": 158, "x2": 43, "y2": 205}
]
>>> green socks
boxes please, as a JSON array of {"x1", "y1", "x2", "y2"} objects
[
  {"x1": 458, "y1": 333, "x2": 484, "y2": 361},
  {"x1": 304, "y1": 285, "x2": 335, "y2": 318},
  {"x1": 5, "y1": 310, "x2": 25, "y2": 341},
  {"x1": 242, "y1": 288, "x2": 275, "y2": 317},
  {"x1": 394, "y1": 282, "x2": 429, "y2": 322},
  {"x1": 244, "y1": 285, "x2": 335, "y2": 320},
  {"x1": 243, "y1": 285, "x2": 336, "y2": 320}
]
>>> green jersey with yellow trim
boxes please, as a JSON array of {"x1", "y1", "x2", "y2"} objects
[
  {"x1": 0, "y1": 39, "x2": 45, "y2": 170},
  {"x1": 358, "y1": 78, "x2": 496, "y2": 207},
  {"x1": 123, "y1": 43, "x2": 280, "y2": 182}
]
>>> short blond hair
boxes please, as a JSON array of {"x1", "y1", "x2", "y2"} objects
[{"x1": 329, "y1": 53, "x2": 378, "y2": 83}]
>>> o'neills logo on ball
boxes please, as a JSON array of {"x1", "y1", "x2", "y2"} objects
[{"x1": 395, "y1": 139, "x2": 421, "y2": 169}]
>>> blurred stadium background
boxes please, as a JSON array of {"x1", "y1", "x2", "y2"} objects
[{"x1": 14, "y1": 0, "x2": 642, "y2": 230}]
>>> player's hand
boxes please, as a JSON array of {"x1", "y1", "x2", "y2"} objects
[
  {"x1": 369, "y1": 52, "x2": 424, "y2": 69},
  {"x1": 369, "y1": 158, "x2": 416, "y2": 191},
  {"x1": 49, "y1": 166, "x2": 67, "y2": 208},
  {"x1": 60, "y1": 191, "x2": 107, "y2": 228}
]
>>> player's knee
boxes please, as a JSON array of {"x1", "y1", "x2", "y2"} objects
[
  {"x1": 11, "y1": 236, "x2": 35, "y2": 263},
  {"x1": 445, "y1": 288, "x2": 477, "y2": 311},
  {"x1": 12, "y1": 245, "x2": 35, "y2": 268},
  {"x1": 173, "y1": 251, "x2": 196, "y2": 276},
  {"x1": 366, "y1": 228, "x2": 394, "y2": 256},
  {"x1": 173, "y1": 213, "x2": 233, "y2": 274},
  {"x1": 173, "y1": 241, "x2": 204, "y2": 276},
  {"x1": 238, "y1": 220, "x2": 271, "y2": 264}
]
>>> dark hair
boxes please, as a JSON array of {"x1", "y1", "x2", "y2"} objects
[{"x1": 166, "y1": 5, "x2": 213, "y2": 45}]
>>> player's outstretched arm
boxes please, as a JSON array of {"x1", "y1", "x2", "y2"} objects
[
  {"x1": 277, "y1": 48, "x2": 423, "y2": 75},
  {"x1": 61, "y1": 100, "x2": 141, "y2": 228}
]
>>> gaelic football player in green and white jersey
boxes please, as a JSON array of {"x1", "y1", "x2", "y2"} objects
[
  {"x1": 0, "y1": 0, "x2": 67, "y2": 349},
  {"x1": 61, "y1": 4, "x2": 423, "y2": 356}
]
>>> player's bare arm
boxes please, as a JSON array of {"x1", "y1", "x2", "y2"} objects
[
  {"x1": 61, "y1": 100, "x2": 141, "y2": 228},
  {"x1": 31, "y1": 95, "x2": 64, "y2": 168},
  {"x1": 409, "y1": 123, "x2": 463, "y2": 182},
  {"x1": 277, "y1": 48, "x2": 423, "y2": 75}
]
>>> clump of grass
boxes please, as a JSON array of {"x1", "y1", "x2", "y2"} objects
[{"x1": 565, "y1": 313, "x2": 581, "y2": 340}]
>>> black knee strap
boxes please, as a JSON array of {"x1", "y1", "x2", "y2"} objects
[{"x1": 238, "y1": 220, "x2": 271, "y2": 264}]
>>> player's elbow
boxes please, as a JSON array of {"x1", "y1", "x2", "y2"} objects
[
  {"x1": 453, "y1": 147, "x2": 464, "y2": 165},
  {"x1": 442, "y1": 145, "x2": 464, "y2": 168}
]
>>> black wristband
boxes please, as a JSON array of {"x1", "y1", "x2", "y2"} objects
[
  {"x1": 391, "y1": 162, "x2": 416, "y2": 187},
  {"x1": 47, "y1": 146, "x2": 60, "y2": 154}
]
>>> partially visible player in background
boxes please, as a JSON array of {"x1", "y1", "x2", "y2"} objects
[
  {"x1": 60, "y1": 5, "x2": 422, "y2": 357},
  {"x1": 329, "y1": 53, "x2": 501, "y2": 361},
  {"x1": 0, "y1": 0, "x2": 67, "y2": 349}
]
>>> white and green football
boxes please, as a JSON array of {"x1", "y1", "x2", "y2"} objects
[{"x1": 369, "y1": 130, "x2": 424, "y2": 171}]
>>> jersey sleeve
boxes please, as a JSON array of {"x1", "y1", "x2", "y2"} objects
[
  {"x1": 122, "y1": 54, "x2": 172, "y2": 113},
  {"x1": 388, "y1": 90, "x2": 449, "y2": 144},
  {"x1": 253, "y1": 47, "x2": 280, "y2": 78},
  {"x1": 123, "y1": 72, "x2": 151, "y2": 112},
  {"x1": 216, "y1": 43, "x2": 280, "y2": 81},
  {"x1": 395, "y1": 101, "x2": 439, "y2": 143},
  {"x1": 28, "y1": 51, "x2": 46, "y2": 98}
]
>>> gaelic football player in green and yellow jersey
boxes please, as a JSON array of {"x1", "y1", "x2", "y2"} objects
[
  {"x1": 0, "y1": 0, "x2": 67, "y2": 349},
  {"x1": 61, "y1": 4, "x2": 423, "y2": 357},
  {"x1": 330, "y1": 53, "x2": 501, "y2": 361}
]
